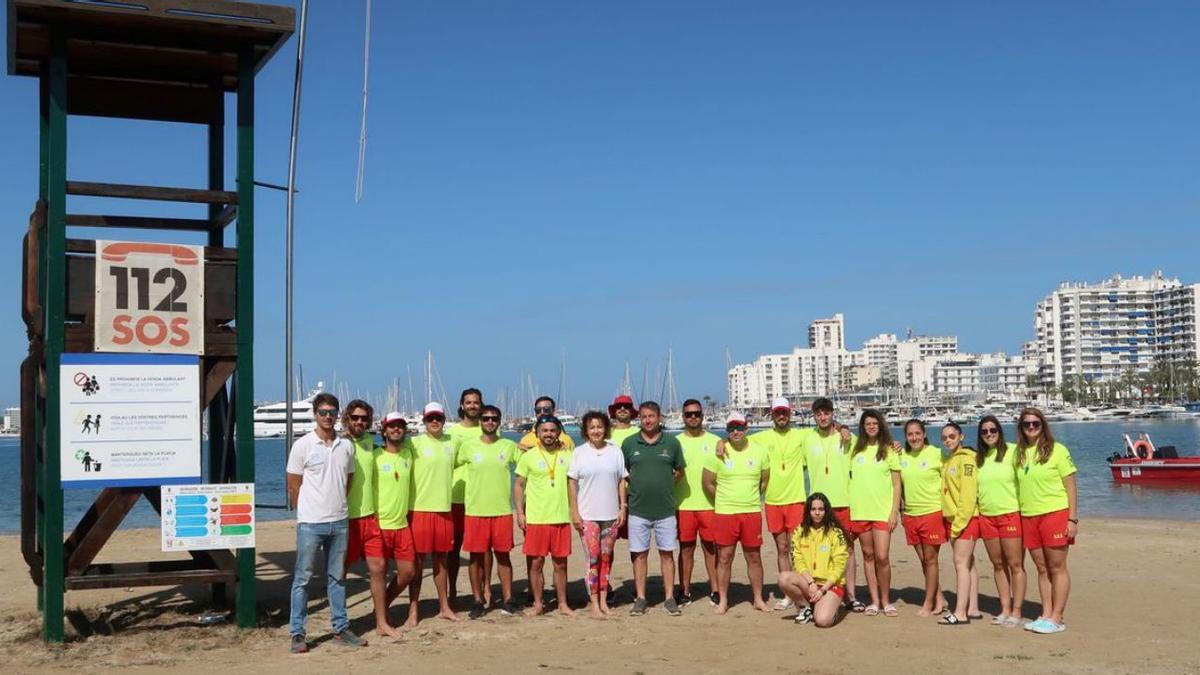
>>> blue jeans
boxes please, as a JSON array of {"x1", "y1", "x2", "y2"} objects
[{"x1": 290, "y1": 519, "x2": 349, "y2": 637}]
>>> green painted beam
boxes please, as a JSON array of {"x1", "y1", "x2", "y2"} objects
[
  {"x1": 42, "y1": 31, "x2": 68, "y2": 644},
  {"x1": 234, "y1": 47, "x2": 257, "y2": 630}
]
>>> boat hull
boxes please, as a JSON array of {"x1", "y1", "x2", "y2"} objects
[{"x1": 1109, "y1": 459, "x2": 1200, "y2": 481}]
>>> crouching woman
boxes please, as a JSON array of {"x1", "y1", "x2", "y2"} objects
[{"x1": 777, "y1": 492, "x2": 848, "y2": 627}]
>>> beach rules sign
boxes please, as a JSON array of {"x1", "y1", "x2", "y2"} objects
[
  {"x1": 94, "y1": 240, "x2": 205, "y2": 354},
  {"x1": 59, "y1": 353, "x2": 202, "y2": 488},
  {"x1": 161, "y1": 484, "x2": 256, "y2": 551}
]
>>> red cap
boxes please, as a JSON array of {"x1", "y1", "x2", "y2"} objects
[{"x1": 608, "y1": 395, "x2": 637, "y2": 417}]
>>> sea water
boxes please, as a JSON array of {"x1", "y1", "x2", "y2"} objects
[{"x1": 1, "y1": 419, "x2": 1197, "y2": 534}]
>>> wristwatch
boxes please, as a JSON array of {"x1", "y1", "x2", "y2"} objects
[{"x1": 1067, "y1": 518, "x2": 1079, "y2": 524}]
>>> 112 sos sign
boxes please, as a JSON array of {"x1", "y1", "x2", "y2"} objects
[{"x1": 95, "y1": 241, "x2": 205, "y2": 354}]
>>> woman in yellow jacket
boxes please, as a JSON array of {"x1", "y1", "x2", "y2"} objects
[
  {"x1": 939, "y1": 422, "x2": 981, "y2": 625},
  {"x1": 777, "y1": 492, "x2": 849, "y2": 628}
]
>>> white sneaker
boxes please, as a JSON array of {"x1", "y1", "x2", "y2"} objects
[
  {"x1": 1031, "y1": 620, "x2": 1065, "y2": 634},
  {"x1": 775, "y1": 597, "x2": 795, "y2": 611}
]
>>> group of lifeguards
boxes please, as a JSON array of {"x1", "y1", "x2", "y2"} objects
[{"x1": 284, "y1": 389, "x2": 1079, "y2": 653}]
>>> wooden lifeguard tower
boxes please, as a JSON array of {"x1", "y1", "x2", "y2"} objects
[{"x1": 8, "y1": 0, "x2": 294, "y2": 642}]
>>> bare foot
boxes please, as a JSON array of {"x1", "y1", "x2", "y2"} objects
[
  {"x1": 714, "y1": 603, "x2": 728, "y2": 615},
  {"x1": 438, "y1": 608, "x2": 460, "y2": 622},
  {"x1": 931, "y1": 604, "x2": 946, "y2": 616},
  {"x1": 753, "y1": 601, "x2": 772, "y2": 613},
  {"x1": 599, "y1": 603, "x2": 612, "y2": 616},
  {"x1": 403, "y1": 611, "x2": 419, "y2": 628},
  {"x1": 589, "y1": 603, "x2": 604, "y2": 618},
  {"x1": 525, "y1": 603, "x2": 544, "y2": 616},
  {"x1": 917, "y1": 606, "x2": 934, "y2": 617},
  {"x1": 376, "y1": 623, "x2": 403, "y2": 640}
]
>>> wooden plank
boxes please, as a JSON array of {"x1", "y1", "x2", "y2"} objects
[
  {"x1": 68, "y1": 77, "x2": 222, "y2": 125},
  {"x1": 19, "y1": 351, "x2": 43, "y2": 586},
  {"x1": 204, "y1": 359, "x2": 237, "y2": 408},
  {"x1": 66, "y1": 256, "x2": 236, "y2": 324},
  {"x1": 67, "y1": 181, "x2": 237, "y2": 205},
  {"x1": 65, "y1": 562, "x2": 236, "y2": 591},
  {"x1": 23, "y1": 202, "x2": 45, "y2": 334},
  {"x1": 65, "y1": 490, "x2": 142, "y2": 577},
  {"x1": 66, "y1": 214, "x2": 214, "y2": 231},
  {"x1": 65, "y1": 238, "x2": 238, "y2": 261}
]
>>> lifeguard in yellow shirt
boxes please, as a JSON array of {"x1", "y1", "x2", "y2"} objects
[
  {"x1": 777, "y1": 492, "x2": 849, "y2": 628},
  {"x1": 939, "y1": 422, "x2": 981, "y2": 625}
]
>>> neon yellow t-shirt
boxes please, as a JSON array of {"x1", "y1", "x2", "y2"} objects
[
  {"x1": 803, "y1": 428, "x2": 852, "y2": 508},
  {"x1": 978, "y1": 443, "x2": 1020, "y2": 516},
  {"x1": 374, "y1": 442, "x2": 415, "y2": 529},
  {"x1": 346, "y1": 434, "x2": 378, "y2": 518},
  {"x1": 705, "y1": 441, "x2": 769, "y2": 515},
  {"x1": 847, "y1": 444, "x2": 900, "y2": 522},
  {"x1": 447, "y1": 422, "x2": 483, "y2": 504},
  {"x1": 515, "y1": 446, "x2": 571, "y2": 524},
  {"x1": 410, "y1": 433, "x2": 455, "y2": 512},
  {"x1": 610, "y1": 426, "x2": 641, "y2": 447},
  {"x1": 455, "y1": 437, "x2": 517, "y2": 517},
  {"x1": 674, "y1": 431, "x2": 719, "y2": 511},
  {"x1": 898, "y1": 444, "x2": 944, "y2": 516},
  {"x1": 750, "y1": 427, "x2": 808, "y2": 506},
  {"x1": 1016, "y1": 442, "x2": 1076, "y2": 517}
]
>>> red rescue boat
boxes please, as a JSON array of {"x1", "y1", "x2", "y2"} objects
[{"x1": 1108, "y1": 433, "x2": 1200, "y2": 482}]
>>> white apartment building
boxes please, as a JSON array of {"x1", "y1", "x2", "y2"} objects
[
  {"x1": 808, "y1": 314, "x2": 845, "y2": 350},
  {"x1": 728, "y1": 317, "x2": 865, "y2": 408},
  {"x1": 933, "y1": 356, "x2": 980, "y2": 395},
  {"x1": 1033, "y1": 273, "x2": 1200, "y2": 387},
  {"x1": 3, "y1": 407, "x2": 19, "y2": 432}
]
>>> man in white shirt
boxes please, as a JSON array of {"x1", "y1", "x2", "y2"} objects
[{"x1": 286, "y1": 392, "x2": 366, "y2": 653}]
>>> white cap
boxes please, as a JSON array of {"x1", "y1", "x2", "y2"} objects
[
  {"x1": 422, "y1": 401, "x2": 446, "y2": 418},
  {"x1": 382, "y1": 411, "x2": 407, "y2": 426},
  {"x1": 770, "y1": 397, "x2": 791, "y2": 413},
  {"x1": 726, "y1": 411, "x2": 748, "y2": 426}
]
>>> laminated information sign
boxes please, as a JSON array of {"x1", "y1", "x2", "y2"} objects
[
  {"x1": 60, "y1": 353, "x2": 202, "y2": 488},
  {"x1": 162, "y1": 483, "x2": 256, "y2": 551},
  {"x1": 94, "y1": 240, "x2": 205, "y2": 354}
]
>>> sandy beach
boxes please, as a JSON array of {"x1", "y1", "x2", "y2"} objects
[{"x1": 1, "y1": 517, "x2": 1197, "y2": 673}]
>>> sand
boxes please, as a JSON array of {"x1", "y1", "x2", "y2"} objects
[{"x1": 0, "y1": 517, "x2": 1197, "y2": 674}]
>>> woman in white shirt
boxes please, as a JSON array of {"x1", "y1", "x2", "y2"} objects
[{"x1": 568, "y1": 410, "x2": 629, "y2": 617}]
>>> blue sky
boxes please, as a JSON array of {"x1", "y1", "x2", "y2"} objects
[{"x1": 1, "y1": 1, "x2": 1197, "y2": 412}]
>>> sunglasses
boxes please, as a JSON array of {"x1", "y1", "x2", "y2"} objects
[
  {"x1": 614, "y1": 404, "x2": 634, "y2": 411},
  {"x1": 683, "y1": 411, "x2": 703, "y2": 418},
  {"x1": 424, "y1": 415, "x2": 445, "y2": 423},
  {"x1": 481, "y1": 415, "x2": 501, "y2": 422},
  {"x1": 981, "y1": 427, "x2": 1000, "y2": 435},
  {"x1": 1021, "y1": 420, "x2": 1042, "y2": 429},
  {"x1": 384, "y1": 422, "x2": 407, "y2": 430},
  {"x1": 726, "y1": 424, "x2": 747, "y2": 432},
  {"x1": 349, "y1": 414, "x2": 369, "y2": 422},
  {"x1": 315, "y1": 408, "x2": 338, "y2": 418},
  {"x1": 535, "y1": 406, "x2": 554, "y2": 414}
]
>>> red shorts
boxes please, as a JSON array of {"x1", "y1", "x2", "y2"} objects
[
  {"x1": 945, "y1": 516, "x2": 981, "y2": 541},
  {"x1": 847, "y1": 519, "x2": 889, "y2": 535},
  {"x1": 712, "y1": 512, "x2": 763, "y2": 548},
  {"x1": 523, "y1": 523, "x2": 572, "y2": 558},
  {"x1": 980, "y1": 512, "x2": 1022, "y2": 540},
  {"x1": 831, "y1": 507, "x2": 851, "y2": 530},
  {"x1": 380, "y1": 526, "x2": 416, "y2": 561},
  {"x1": 451, "y1": 503, "x2": 466, "y2": 540},
  {"x1": 677, "y1": 509, "x2": 715, "y2": 544},
  {"x1": 902, "y1": 511, "x2": 947, "y2": 546},
  {"x1": 765, "y1": 502, "x2": 805, "y2": 535},
  {"x1": 463, "y1": 514, "x2": 514, "y2": 553},
  {"x1": 1022, "y1": 509, "x2": 1075, "y2": 550},
  {"x1": 346, "y1": 515, "x2": 383, "y2": 563},
  {"x1": 410, "y1": 510, "x2": 454, "y2": 554}
]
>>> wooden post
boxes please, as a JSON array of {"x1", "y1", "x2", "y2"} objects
[
  {"x1": 206, "y1": 82, "x2": 228, "y2": 607},
  {"x1": 234, "y1": 47, "x2": 257, "y2": 629},
  {"x1": 42, "y1": 31, "x2": 68, "y2": 644}
]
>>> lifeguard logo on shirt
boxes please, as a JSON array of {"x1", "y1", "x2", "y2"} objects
[
  {"x1": 963, "y1": 465, "x2": 974, "y2": 476},
  {"x1": 919, "y1": 461, "x2": 928, "y2": 469},
  {"x1": 422, "y1": 447, "x2": 433, "y2": 457},
  {"x1": 948, "y1": 467, "x2": 958, "y2": 476},
  {"x1": 747, "y1": 459, "x2": 756, "y2": 467},
  {"x1": 499, "y1": 452, "x2": 507, "y2": 461},
  {"x1": 382, "y1": 463, "x2": 393, "y2": 472},
  {"x1": 443, "y1": 444, "x2": 453, "y2": 455},
  {"x1": 900, "y1": 460, "x2": 909, "y2": 469},
  {"x1": 538, "y1": 461, "x2": 548, "y2": 469},
  {"x1": 724, "y1": 459, "x2": 734, "y2": 468},
  {"x1": 819, "y1": 543, "x2": 829, "y2": 552},
  {"x1": 473, "y1": 453, "x2": 483, "y2": 463},
  {"x1": 306, "y1": 449, "x2": 326, "y2": 467},
  {"x1": 855, "y1": 455, "x2": 866, "y2": 465}
]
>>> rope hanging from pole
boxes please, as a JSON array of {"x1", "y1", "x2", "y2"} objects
[{"x1": 355, "y1": 0, "x2": 372, "y2": 203}]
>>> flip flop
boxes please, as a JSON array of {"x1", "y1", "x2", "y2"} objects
[
  {"x1": 938, "y1": 613, "x2": 970, "y2": 626},
  {"x1": 883, "y1": 605, "x2": 899, "y2": 617},
  {"x1": 991, "y1": 615, "x2": 1007, "y2": 626},
  {"x1": 847, "y1": 599, "x2": 866, "y2": 613},
  {"x1": 967, "y1": 612, "x2": 984, "y2": 620},
  {"x1": 864, "y1": 605, "x2": 880, "y2": 616}
]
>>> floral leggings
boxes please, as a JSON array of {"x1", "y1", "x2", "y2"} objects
[{"x1": 580, "y1": 519, "x2": 619, "y2": 596}]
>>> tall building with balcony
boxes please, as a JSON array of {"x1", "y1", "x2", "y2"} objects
[
  {"x1": 1032, "y1": 272, "x2": 1200, "y2": 387},
  {"x1": 808, "y1": 314, "x2": 845, "y2": 350}
]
